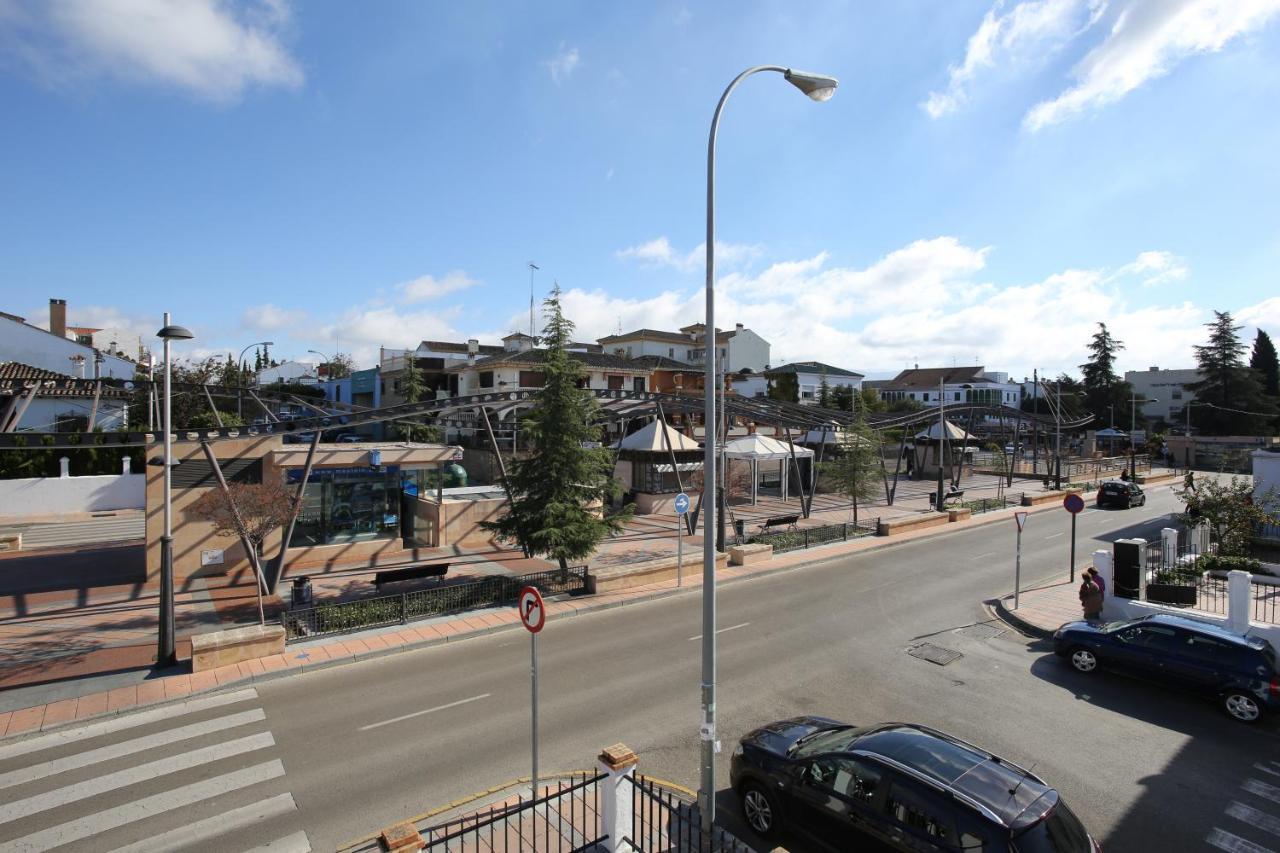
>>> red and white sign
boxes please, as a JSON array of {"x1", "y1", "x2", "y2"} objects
[
  {"x1": 518, "y1": 586, "x2": 545, "y2": 634},
  {"x1": 1063, "y1": 493, "x2": 1085, "y2": 514},
  {"x1": 1014, "y1": 511, "x2": 1029, "y2": 532}
]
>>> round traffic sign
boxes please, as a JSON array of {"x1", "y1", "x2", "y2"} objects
[
  {"x1": 674, "y1": 492, "x2": 690, "y2": 515},
  {"x1": 1063, "y1": 493, "x2": 1085, "y2": 514},
  {"x1": 518, "y1": 586, "x2": 545, "y2": 634}
]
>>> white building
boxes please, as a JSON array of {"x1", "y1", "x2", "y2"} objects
[
  {"x1": 0, "y1": 362, "x2": 130, "y2": 432},
  {"x1": 872, "y1": 366, "x2": 1021, "y2": 408},
  {"x1": 0, "y1": 303, "x2": 136, "y2": 380},
  {"x1": 765, "y1": 362, "x2": 865, "y2": 405},
  {"x1": 1123, "y1": 366, "x2": 1201, "y2": 427},
  {"x1": 597, "y1": 322, "x2": 770, "y2": 373},
  {"x1": 451, "y1": 349, "x2": 652, "y2": 395},
  {"x1": 255, "y1": 360, "x2": 319, "y2": 386}
]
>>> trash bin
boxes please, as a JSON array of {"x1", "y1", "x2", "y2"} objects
[
  {"x1": 291, "y1": 576, "x2": 313, "y2": 607},
  {"x1": 733, "y1": 519, "x2": 746, "y2": 542}
]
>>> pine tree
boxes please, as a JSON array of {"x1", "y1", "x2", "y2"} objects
[
  {"x1": 817, "y1": 369, "x2": 832, "y2": 408},
  {"x1": 1079, "y1": 323, "x2": 1133, "y2": 426},
  {"x1": 768, "y1": 372, "x2": 799, "y2": 404},
  {"x1": 395, "y1": 356, "x2": 440, "y2": 442},
  {"x1": 819, "y1": 394, "x2": 881, "y2": 525},
  {"x1": 481, "y1": 286, "x2": 632, "y2": 566},
  {"x1": 1187, "y1": 311, "x2": 1276, "y2": 435},
  {"x1": 1251, "y1": 329, "x2": 1279, "y2": 398}
]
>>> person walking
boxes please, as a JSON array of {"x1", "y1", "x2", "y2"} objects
[
  {"x1": 1184, "y1": 470, "x2": 1196, "y2": 494},
  {"x1": 1079, "y1": 574, "x2": 1103, "y2": 622},
  {"x1": 1086, "y1": 567, "x2": 1106, "y2": 600}
]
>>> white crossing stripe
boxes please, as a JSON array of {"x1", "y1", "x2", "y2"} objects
[
  {"x1": 105, "y1": 792, "x2": 299, "y2": 853},
  {"x1": 0, "y1": 709, "x2": 267, "y2": 791},
  {"x1": 687, "y1": 622, "x2": 751, "y2": 641},
  {"x1": 1245, "y1": 779, "x2": 1280, "y2": 806},
  {"x1": 359, "y1": 694, "x2": 491, "y2": 732},
  {"x1": 0, "y1": 732, "x2": 275, "y2": 825},
  {"x1": 1258, "y1": 764, "x2": 1280, "y2": 778},
  {"x1": 1208, "y1": 828, "x2": 1275, "y2": 853},
  {"x1": 0, "y1": 689, "x2": 258, "y2": 762},
  {"x1": 0, "y1": 759, "x2": 286, "y2": 852},
  {"x1": 1228, "y1": 802, "x2": 1280, "y2": 839},
  {"x1": 242, "y1": 830, "x2": 312, "y2": 852}
]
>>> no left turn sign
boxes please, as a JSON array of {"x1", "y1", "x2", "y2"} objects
[{"x1": 518, "y1": 586, "x2": 546, "y2": 634}]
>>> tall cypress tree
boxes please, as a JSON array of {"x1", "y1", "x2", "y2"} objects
[
  {"x1": 481, "y1": 286, "x2": 631, "y2": 566},
  {"x1": 1251, "y1": 329, "x2": 1279, "y2": 398},
  {"x1": 817, "y1": 369, "x2": 832, "y2": 408},
  {"x1": 1079, "y1": 323, "x2": 1133, "y2": 426},
  {"x1": 1187, "y1": 311, "x2": 1276, "y2": 435}
]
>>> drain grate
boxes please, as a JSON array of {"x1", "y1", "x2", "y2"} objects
[
  {"x1": 955, "y1": 623, "x2": 1005, "y2": 641},
  {"x1": 908, "y1": 643, "x2": 963, "y2": 666}
]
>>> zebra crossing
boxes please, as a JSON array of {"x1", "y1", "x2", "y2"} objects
[
  {"x1": 1208, "y1": 761, "x2": 1280, "y2": 853},
  {"x1": 0, "y1": 688, "x2": 309, "y2": 852}
]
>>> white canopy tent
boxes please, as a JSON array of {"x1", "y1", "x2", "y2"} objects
[
  {"x1": 612, "y1": 419, "x2": 701, "y2": 452},
  {"x1": 722, "y1": 434, "x2": 815, "y2": 504},
  {"x1": 912, "y1": 420, "x2": 975, "y2": 443}
]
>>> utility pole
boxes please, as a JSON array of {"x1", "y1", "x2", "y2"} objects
[
  {"x1": 1054, "y1": 379, "x2": 1062, "y2": 489},
  {"x1": 935, "y1": 378, "x2": 946, "y2": 511},
  {"x1": 527, "y1": 263, "x2": 539, "y2": 338},
  {"x1": 1031, "y1": 369, "x2": 1039, "y2": 475}
]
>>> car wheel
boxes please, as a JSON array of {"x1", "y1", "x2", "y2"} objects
[
  {"x1": 740, "y1": 782, "x2": 782, "y2": 839},
  {"x1": 1223, "y1": 691, "x2": 1263, "y2": 723},
  {"x1": 1069, "y1": 647, "x2": 1099, "y2": 673}
]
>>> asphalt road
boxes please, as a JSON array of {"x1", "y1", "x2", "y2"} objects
[{"x1": 3, "y1": 479, "x2": 1277, "y2": 852}]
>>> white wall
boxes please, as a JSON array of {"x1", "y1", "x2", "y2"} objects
[
  {"x1": 726, "y1": 329, "x2": 770, "y2": 372},
  {"x1": 256, "y1": 361, "x2": 317, "y2": 385},
  {"x1": 0, "y1": 473, "x2": 144, "y2": 517},
  {"x1": 12, "y1": 397, "x2": 129, "y2": 432},
  {"x1": 0, "y1": 316, "x2": 135, "y2": 379},
  {"x1": 1255, "y1": 450, "x2": 1280, "y2": 507}
]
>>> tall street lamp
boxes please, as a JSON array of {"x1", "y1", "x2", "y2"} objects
[
  {"x1": 237, "y1": 341, "x2": 273, "y2": 420},
  {"x1": 1130, "y1": 393, "x2": 1157, "y2": 480},
  {"x1": 700, "y1": 65, "x2": 837, "y2": 831},
  {"x1": 157, "y1": 314, "x2": 193, "y2": 668}
]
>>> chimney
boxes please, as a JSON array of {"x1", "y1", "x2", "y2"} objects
[
  {"x1": 736, "y1": 323, "x2": 744, "y2": 332},
  {"x1": 49, "y1": 298, "x2": 67, "y2": 339},
  {"x1": 467, "y1": 338, "x2": 479, "y2": 365}
]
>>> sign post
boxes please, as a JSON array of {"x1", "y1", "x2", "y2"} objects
[
  {"x1": 518, "y1": 586, "x2": 546, "y2": 797},
  {"x1": 1063, "y1": 493, "x2": 1085, "y2": 582},
  {"x1": 1013, "y1": 512, "x2": 1028, "y2": 609},
  {"x1": 674, "y1": 492, "x2": 690, "y2": 587}
]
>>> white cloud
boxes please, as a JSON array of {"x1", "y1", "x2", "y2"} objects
[
  {"x1": 924, "y1": 0, "x2": 1103, "y2": 118},
  {"x1": 544, "y1": 42, "x2": 579, "y2": 85},
  {"x1": 242, "y1": 303, "x2": 307, "y2": 332},
  {"x1": 1024, "y1": 0, "x2": 1280, "y2": 130},
  {"x1": 1110, "y1": 250, "x2": 1189, "y2": 287},
  {"x1": 397, "y1": 271, "x2": 479, "y2": 303},
  {"x1": 0, "y1": 0, "x2": 303, "y2": 101},
  {"x1": 1238, "y1": 296, "x2": 1280, "y2": 336},
  {"x1": 615, "y1": 236, "x2": 763, "y2": 274}
]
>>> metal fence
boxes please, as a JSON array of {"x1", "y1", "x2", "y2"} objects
[
  {"x1": 1142, "y1": 541, "x2": 1229, "y2": 614},
  {"x1": 625, "y1": 775, "x2": 754, "y2": 853},
  {"x1": 1253, "y1": 581, "x2": 1280, "y2": 625},
  {"x1": 421, "y1": 771, "x2": 607, "y2": 852},
  {"x1": 1256, "y1": 522, "x2": 1280, "y2": 543},
  {"x1": 281, "y1": 566, "x2": 588, "y2": 642},
  {"x1": 748, "y1": 519, "x2": 877, "y2": 554},
  {"x1": 959, "y1": 493, "x2": 1023, "y2": 515}
]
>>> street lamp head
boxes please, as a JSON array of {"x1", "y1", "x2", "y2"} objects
[
  {"x1": 784, "y1": 68, "x2": 839, "y2": 101},
  {"x1": 156, "y1": 324, "x2": 193, "y2": 341}
]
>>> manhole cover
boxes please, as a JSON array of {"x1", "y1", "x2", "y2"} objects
[
  {"x1": 956, "y1": 623, "x2": 1005, "y2": 640},
  {"x1": 908, "y1": 643, "x2": 963, "y2": 666}
]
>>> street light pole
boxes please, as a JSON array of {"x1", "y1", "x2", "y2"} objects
[
  {"x1": 157, "y1": 314, "x2": 193, "y2": 668},
  {"x1": 700, "y1": 64, "x2": 837, "y2": 832},
  {"x1": 237, "y1": 341, "x2": 273, "y2": 421},
  {"x1": 1130, "y1": 392, "x2": 1157, "y2": 480}
]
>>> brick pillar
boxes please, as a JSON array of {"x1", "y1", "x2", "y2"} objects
[{"x1": 597, "y1": 743, "x2": 638, "y2": 853}]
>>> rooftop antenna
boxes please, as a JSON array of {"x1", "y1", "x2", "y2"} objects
[{"x1": 528, "y1": 262, "x2": 539, "y2": 337}]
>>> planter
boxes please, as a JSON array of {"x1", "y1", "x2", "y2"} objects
[{"x1": 1146, "y1": 584, "x2": 1197, "y2": 606}]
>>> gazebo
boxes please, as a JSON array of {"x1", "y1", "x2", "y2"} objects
[
  {"x1": 912, "y1": 419, "x2": 976, "y2": 477},
  {"x1": 723, "y1": 434, "x2": 815, "y2": 504},
  {"x1": 612, "y1": 419, "x2": 703, "y2": 514}
]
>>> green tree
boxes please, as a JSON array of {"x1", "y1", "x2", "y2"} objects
[
  {"x1": 394, "y1": 356, "x2": 441, "y2": 443},
  {"x1": 817, "y1": 370, "x2": 832, "y2": 408},
  {"x1": 1251, "y1": 329, "x2": 1279, "y2": 398},
  {"x1": 830, "y1": 384, "x2": 854, "y2": 411},
  {"x1": 325, "y1": 353, "x2": 356, "y2": 380},
  {"x1": 768, "y1": 372, "x2": 799, "y2": 404},
  {"x1": 819, "y1": 397, "x2": 881, "y2": 525},
  {"x1": 1079, "y1": 323, "x2": 1133, "y2": 427},
  {"x1": 1187, "y1": 311, "x2": 1276, "y2": 435},
  {"x1": 858, "y1": 388, "x2": 886, "y2": 413},
  {"x1": 481, "y1": 286, "x2": 632, "y2": 566},
  {"x1": 1179, "y1": 476, "x2": 1279, "y2": 557}
]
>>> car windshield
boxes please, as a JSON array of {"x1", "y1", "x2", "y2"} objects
[
  {"x1": 790, "y1": 726, "x2": 859, "y2": 758},
  {"x1": 1102, "y1": 618, "x2": 1144, "y2": 633},
  {"x1": 1012, "y1": 801, "x2": 1091, "y2": 852}
]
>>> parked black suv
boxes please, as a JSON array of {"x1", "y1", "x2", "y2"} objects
[
  {"x1": 1054, "y1": 614, "x2": 1279, "y2": 723},
  {"x1": 1095, "y1": 480, "x2": 1145, "y2": 509},
  {"x1": 730, "y1": 719, "x2": 1098, "y2": 851}
]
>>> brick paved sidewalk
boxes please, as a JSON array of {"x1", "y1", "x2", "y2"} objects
[{"x1": 993, "y1": 580, "x2": 1089, "y2": 638}]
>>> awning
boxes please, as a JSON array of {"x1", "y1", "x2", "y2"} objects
[
  {"x1": 612, "y1": 419, "x2": 701, "y2": 452},
  {"x1": 723, "y1": 434, "x2": 815, "y2": 460}
]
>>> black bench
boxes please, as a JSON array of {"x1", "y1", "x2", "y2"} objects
[
  {"x1": 373, "y1": 563, "x2": 450, "y2": 591},
  {"x1": 758, "y1": 514, "x2": 800, "y2": 533},
  {"x1": 928, "y1": 490, "x2": 966, "y2": 508}
]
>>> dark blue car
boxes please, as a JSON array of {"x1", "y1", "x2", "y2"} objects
[{"x1": 1053, "y1": 613, "x2": 1279, "y2": 723}]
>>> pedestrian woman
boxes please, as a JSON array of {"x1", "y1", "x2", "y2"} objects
[{"x1": 1079, "y1": 573, "x2": 1103, "y2": 622}]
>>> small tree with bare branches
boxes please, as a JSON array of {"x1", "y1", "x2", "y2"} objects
[{"x1": 188, "y1": 480, "x2": 297, "y2": 623}]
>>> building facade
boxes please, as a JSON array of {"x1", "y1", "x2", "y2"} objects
[
  {"x1": 0, "y1": 362, "x2": 130, "y2": 432},
  {"x1": 0, "y1": 304, "x2": 136, "y2": 380},
  {"x1": 765, "y1": 361, "x2": 865, "y2": 405},
  {"x1": 872, "y1": 366, "x2": 1021, "y2": 408},
  {"x1": 597, "y1": 322, "x2": 770, "y2": 374},
  {"x1": 1123, "y1": 367, "x2": 1201, "y2": 427}
]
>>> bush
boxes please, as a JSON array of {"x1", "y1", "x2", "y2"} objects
[{"x1": 1196, "y1": 554, "x2": 1262, "y2": 575}]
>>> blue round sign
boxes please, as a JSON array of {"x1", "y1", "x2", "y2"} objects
[
  {"x1": 1064, "y1": 493, "x2": 1085, "y2": 514},
  {"x1": 674, "y1": 492, "x2": 690, "y2": 515}
]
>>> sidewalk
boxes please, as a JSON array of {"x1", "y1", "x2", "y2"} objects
[
  {"x1": 0, "y1": 495, "x2": 1064, "y2": 743},
  {"x1": 991, "y1": 579, "x2": 1085, "y2": 638}
]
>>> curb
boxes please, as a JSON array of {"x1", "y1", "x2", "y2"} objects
[{"x1": 986, "y1": 595, "x2": 1054, "y2": 639}]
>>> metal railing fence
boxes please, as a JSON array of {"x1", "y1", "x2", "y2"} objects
[
  {"x1": 626, "y1": 774, "x2": 754, "y2": 853},
  {"x1": 748, "y1": 519, "x2": 877, "y2": 554},
  {"x1": 1253, "y1": 581, "x2": 1280, "y2": 626},
  {"x1": 281, "y1": 566, "x2": 588, "y2": 642},
  {"x1": 958, "y1": 493, "x2": 1023, "y2": 515},
  {"x1": 422, "y1": 771, "x2": 607, "y2": 852}
]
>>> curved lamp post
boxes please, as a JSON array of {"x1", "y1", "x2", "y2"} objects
[
  {"x1": 237, "y1": 341, "x2": 273, "y2": 420},
  {"x1": 699, "y1": 65, "x2": 837, "y2": 830},
  {"x1": 157, "y1": 314, "x2": 194, "y2": 668}
]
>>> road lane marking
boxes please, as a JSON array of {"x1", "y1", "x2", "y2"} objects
[
  {"x1": 1244, "y1": 779, "x2": 1280, "y2": 805},
  {"x1": 0, "y1": 708, "x2": 267, "y2": 791},
  {"x1": 0, "y1": 760, "x2": 286, "y2": 852},
  {"x1": 1045, "y1": 533, "x2": 1065, "y2": 539},
  {"x1": 688, "y1": 622, "x2": 751, "y2": 641},
  {"x1": 105, "y1": 793, "x2": 299, "y2": 853},
  {"x1": 0, "y1": 688, "x2": 259, "y2": 762},
  {"x1": 358, "y1": 694, "x2": 491, "y2": 732},
  {"x1": 241, "y1": 831, "x2": 312, "y2": 853},
  {"x1": 0, "y1": 732, "x2": 275, "y2": 825},
  {"x1": 969, "y1": 552, "x2": 995, "y2": 560},
  {"x1": 1227, "y1": 802, "x2": 1280, "y2": 839},
  {"x1": 1207, "y1": 828, "x2": 1274, "y2": 853}
]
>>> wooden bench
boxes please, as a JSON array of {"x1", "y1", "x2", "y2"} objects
[
  {"x1": 758, "y1": 514, "x2": 799, "y2": 533},
  {"x1": 374, "y1": 563, "x2": 450, "y2": 591}
]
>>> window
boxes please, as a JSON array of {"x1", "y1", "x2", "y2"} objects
[
  {"x1": 479, "y1": 371, "x2": 494, "y2": 389},
  {"x1": 1118, "y1": 625, "x2": 1177, "y2": 652},
  {"x1": 1179, "y1": 633, "x2": 1227, "y2": 664},
  {"x1": 518, "y1": 371, "x2": 545, "y2": 388},
  {"x1": 633, "y1": 377, "x2": 646, "y2": 393},
  {"x1": 954, "y1": 392, "x2": 961, "y2": 401},
  {"x1": 800, "y1": 385, "x2": 816, "y2": 400},
  {"x1": 290, "y1": 467, "x2": 409, "y2": 547},
  {"x1": 668, "y1": 348, "x2": 674, "y2": 358},
  {"x1": 607, "y1": 375, "x2": 625, "y2": 390},
  {"x1": 884, "y1": 781, "x2": 957, "y2": 846}
]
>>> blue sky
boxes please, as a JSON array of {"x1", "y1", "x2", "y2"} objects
[{"x1": 1, "y1": 0, "x2": 1278, "y2": 378}]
